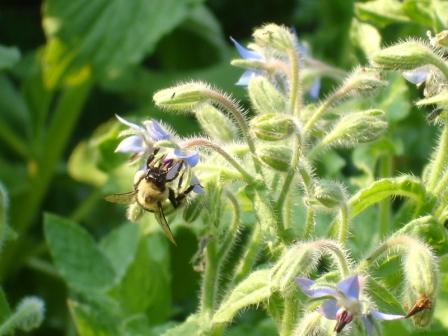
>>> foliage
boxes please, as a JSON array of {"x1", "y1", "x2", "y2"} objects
[{"x1": 1, "y1": 0, "x2": 448, "y2": 335}]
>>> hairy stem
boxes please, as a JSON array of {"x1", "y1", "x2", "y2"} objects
[
  {"x1": 428, "y1": 122, "x2": 448, "y2": 191},
  {"x1": 378, "y1": 155, "x2": 393, "y2": 237},
  {"x1": 182, "y1": 138, "x2": 257, "y2": 185},
  {"x1": 337, "y1": 204, "x2": 349, "y2": 244},
  {"x1": 201, "y1": 238, "x2": 218, "y2": 314}
]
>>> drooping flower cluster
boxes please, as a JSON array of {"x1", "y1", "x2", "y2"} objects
[{"x1": 296, "y1": 275, "x2": 404, "y2": 335}]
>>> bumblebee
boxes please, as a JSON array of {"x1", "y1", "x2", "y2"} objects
[{"x1": 105, "y1": 148, "x2": 196, "y2": 245}]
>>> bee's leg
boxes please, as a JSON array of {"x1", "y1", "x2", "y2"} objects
[
  {"x1": 169, "y1": 185, "x2": 195, "y2": 209},
  {"x1": 146, "y1": 148, "x2": 160, "y2": 167}
]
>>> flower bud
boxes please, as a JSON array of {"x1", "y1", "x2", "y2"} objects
[
  {"x1": 15, "y1": 297, "x2": 45, "y2": 332},
  {"x1": 194, "y1": 104, "x2": 238, "y2": 142},
  {"x1": 259, "y1": 145, "x2": 292, "y2": 172},
  {"x1": 183, "y1": 196, "x2": 204, "y2": 223},
  {"x1": 308, "y1": 180, "x2": 347, "y2": 210},
  {"x1": 248, "y1": 76, "x2": 286, "y2": 114},
  {"x1": 371, "y1": 40, "x2": 440, "y2": 70},
  {"x1": 293, "y1": 311, "x2": 334, "y2": 336},
  {"x1": 340, "y1": 67, "x2": 386, "y2": 96},
  {"x1": 402, "y1": 237, "x2": 438, "y2": 327},
  {"x1": 321, "y1": 109, "x2": 387, "y2": 147},
  {"x1": 398, "y1": 215, "x2": 448, "y2": 254},
  {"x1": 153, "y1": 81, "x2": 210, "y2": 112},
  {"x1": 253, "y1": 23, "x2": 294, "y2": 52},
  {"x1": 251, "y1": 113, "x2": 295, "y2": 141},
  {"x1": 271, "y1": 242, "x2": 319, "y2": 292}
]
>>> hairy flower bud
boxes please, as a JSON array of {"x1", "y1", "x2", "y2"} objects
[
  {"x1": 340, "y1": 67, "x2": 387, "y2": 96},
  {"x1": 251, "y1": 113, "x2": 295, "y2": 141},
  {"x1": 321, "y1": 109, "x2": 387, "y2": 147},
  {"x1": 153, "y1": 82, "x2": 210, "y2": 112},
  {"x1": 294, "y1": 311, "x2": 334, "y2": 336},
  {"x1": 183, "y1": 196, "x2": 204, "y2": 223},
  {"x1": 16, "y1": 297, "x2": 45, "y2": 332},
  {"x1": 371, "y1": 40, "x2": 441, "y2": 70},
  {"x1": 194, "y1": 104, "x2": 238, "y2": 142},
  {"x1": 402, "y1": 238, "x2": 438, "y2": 327},
  {"x1": 259, "y1": 145, "x2": 292, "y2": 172},
  {"x1": 428, "y1": 30, "x2": 448, "y2": 49},
  {"x1": 309, "y1": 180, "x2": 347, "y2": 210},
  {"x1": 398, "y1": 215, "x2": 448, "y2": 254},
  {"x1": 248, "y1": 76, "x2": 287, "y2": 114},
  {"x1": 253, "y1": 23, "x2": 294, "y2": 52}
]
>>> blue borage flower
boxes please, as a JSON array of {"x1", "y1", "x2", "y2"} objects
[
  {"x1": 115, "y1": 115, "x2": 203, "y2": 193},
  {"x1": 402, "y1": 66, "x2": 432, "y2": 86},
  {"x1": 230, "y1": 34, "x2": 321, "y2": 99},
  {"x1": 295, "y1": 275, "x2": 404, "y2": 335}
]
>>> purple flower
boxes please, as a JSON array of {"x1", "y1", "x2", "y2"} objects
[
  {"x1": 402, "y1": 66, "x2": 431, "y2": 86},
  {"x1": 230, "y1": 37, "x2": 264, "y2": 86},
  {"x1": 295, "y1": 275, "x2": 404, "y2": 335},
  {"x1": 115, "y1": 115, "x2": 171, "y2": 154},
  {"x1": 230, "y1": 35, "x2": 321, "y2": 98}
]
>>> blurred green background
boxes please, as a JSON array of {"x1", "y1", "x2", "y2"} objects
[{"x1": 0, "y1": 0, "x2": 442, "y2": 335}]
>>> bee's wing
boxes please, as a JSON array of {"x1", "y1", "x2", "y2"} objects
[
  {"x1": 104, "y1": 191, "x2": 136, "y2": 204},
  {"x1": 155, "y1": 203, "x2": 177, "y2": 245}
]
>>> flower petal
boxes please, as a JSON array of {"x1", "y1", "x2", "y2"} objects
[
  {"x1": 308, "y1": 77, "x2": 321, "y2": 99},
  {"x1": 115, "y1": 135, "x2": 145, "y2": 153},
  {"x1": 295, "y1": 277, "x2": 338, "y2": 298},
  {"x1": 144, "y1": 120, "x2": 171, "y2": 141},
  {"x1": 116, "y1": 114, "x2": 143, "y2": 131},
  {"x1": 337, "y1": 275, "x2": 360, "y2": 300},
  {"x1": 402, "y1": 66, "x2": 430, "y2": 85},
  {"x1": 174, "y1": 149, "x2": 200, "y2": 167},
  {"x1": 319, "y1": 299, "x2": 338, "y2": 320},
  {"x1": 230, "y1": 37, "x2": 262, "y2": 60},
  {"x1": 190, "y1": 175, "x2": 204, "y2": 194},
  {"x1": 236, "y1": 70, "x2": 258, "y2": 86},
  {"x1": 370, "y1": 310, "x2": 404, "y2": 321},
  {"x1": 361, "y1": 316, "x2": 374, "y2": 336}
]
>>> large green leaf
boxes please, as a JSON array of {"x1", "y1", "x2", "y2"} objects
[
  {"x1": 69, "y1": 300, "x2": 120, "y2": 336},
  {"x1": 0, "y1": 45, "x2": 20, "y2": 71},
  {"x1": 44, "y1": 214, "x2": 116, "y2": 292},
  {"x1": 355, "y1": 0, "x2": 410, "y2": 27},
  {"x1": 42, "y1": 0, "x2": 203, "y2": 86}
]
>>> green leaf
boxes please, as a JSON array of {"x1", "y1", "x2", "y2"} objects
[
  {"x1": 397, "y1": 215, "x2": 448, "y2": 254},
  {"x1": 348, "y1": 176, "x2": 431, "y2": 219},
  {"x1": 355, "y1": 0, "x2": 409, "y2": 28},
  {"x1": 99, "y1": 223, "x2": 139, "y2": 281},
  {"x1": 0, "y1": 183, "x2": 8, "y2": 254},
  {"x1": 0, "y1": 45, "x2": 20, "y2": 71},
  {"x1": 350, "y1": 19, "x2": 381, "y2": 57},
  {"x1": 42, "y1": 0, "x2": 204, "y2": 86},
  {"x1": 401, "y1": 0, "x2": 434, "y2": 27},
  {"x1": 44, "y1": 213, "x2": 116, "y2": 292},
  {"x1": 161, "y1": 314, "x2": 211, "y2": 336},
  {"x1": 366, "y1": 277, "x2": 405, "y2": 314},
  {"x1": 377, "y1": 73, "x2": 411, "y2": 123},
  {"x1": 107, "y1": 233, "x2": 171, "y2": 322},
  {"x1": 212, "y1": 269, "x2": 272, "y2": 324},
  {"x1": 68, "y1": 300, "x2": 119, "y2": 336},
  {"x1": 0, "y1": 287, "x2": 11, "y2": 324}
]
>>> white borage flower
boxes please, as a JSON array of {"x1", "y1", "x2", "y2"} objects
[{"x1": 295, "y1": 275, "x2": 404, "y2": 335}]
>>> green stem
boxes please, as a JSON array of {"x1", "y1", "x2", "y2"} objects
[
  {"x1": 229, "y1": 224, "x2": 262, "y2": 288},
  {"x1": 303, "y1": 89, "x2": 345, "y2": 135},
  {"x1": 0, "y1": 122, "x2": 30, "y2": 159},
  {"x1": 182, "y1": 138, "x2": 257, "y2": 185},
  {"x1": 201, "y1": 238, "x2": 218, "y2": 314},
  {"x1": 303, "y1": 207, "x2": 315, "y2": 239},
  {"x1": 337, "y1": 204, "x2": 349, "y2": 244},
  {"x1": 430, "y1": 55, "x2": 448, "y2": 80},
  {"x1": 16, "y1": 81, "x2": 92, "y2": 233},
  {"x1": 378, "y1": 155, "x2": 392, "y2": 237},
  {"x1": 280, "y1": 291, "x2": 299, "y2": 336},
  {"x1": 287, "y1": 48, "x2": 301, "y2": 117},
  {"x1": 70, "y1": 187, "x2": 102, "y2": 222},
  {"x1": 428, "y1": 123, "x2": 448, "y2": 191}
]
